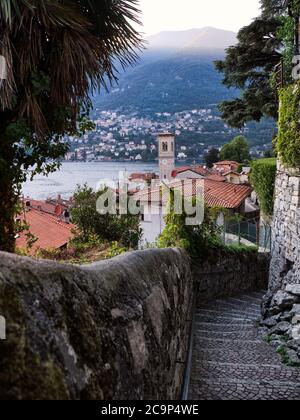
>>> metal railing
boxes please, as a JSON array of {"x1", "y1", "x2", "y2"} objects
[{"x1": 220, "y1": 218, "x2": 271, "y2": 252}]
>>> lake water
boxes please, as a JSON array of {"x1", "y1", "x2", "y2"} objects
[{"x1": 22, "y1": 162, "x2": 159, "y2": 200}]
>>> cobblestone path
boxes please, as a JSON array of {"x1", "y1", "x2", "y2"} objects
[{"x1": 188, "y1": 291, "x2": 300, "y2": 400}]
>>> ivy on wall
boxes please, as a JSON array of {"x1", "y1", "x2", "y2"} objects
[
  {"x1": 250, "y1": 158, "x2": 277, "y2": 217},
  {"x1": 276, "y1": 82, "x2": 300, "y2": 168}
]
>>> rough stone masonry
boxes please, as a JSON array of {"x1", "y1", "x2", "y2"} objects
[
  {"x1": 0, "y1": 248, "x2": 193, "y2": 400},
  {"x1": 262, "y1": 162, "x2": 300, "y2": 365}
]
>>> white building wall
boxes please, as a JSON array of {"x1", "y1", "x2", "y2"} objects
[{"x1": 140, "y1": 206, "x2": 165, "y2": 246}]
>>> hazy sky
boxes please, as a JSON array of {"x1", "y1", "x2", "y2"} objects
[{"x1": 139, "y1": 0, "x2": 261, "y2": 35}]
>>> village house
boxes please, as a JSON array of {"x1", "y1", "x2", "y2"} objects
[
  {"x1": 22, "y1": 195, "x2": 73, "y2": 221},
  {"x1": 213, "y1": 160, "x2": 240, "y2": 174},
  {"x1": 16, "y1": 208, "x2": 74, "y2": 254},
  {"x1": 132, "y1": 134, "x2": 255, "y2": 245},
  {"x1": 171, "y1": 165, "x2": 209, "y2": 179},
  {"x1": 134, "y1": 178, "x2": 253, "y2": 245},
  {"x1": 16, "y1": 197, "x2": 74, "y2": 254},
  {"x1": 129, "y1": 172, "x2": 159, "y2": 185}
]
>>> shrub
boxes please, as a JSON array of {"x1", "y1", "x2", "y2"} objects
[
  {"x1": 157, "y1": 191, "x2": 222, "y2": 258},
  {"x1": 276, "y1": 82, "x2": 300, "y2": 167},
  {"x1": 71, "y1": 184, "x2": 142, "y2": 249},
  {"x1": 220, "y1": 136, "x2": 251, "y2": 164},
  {"x1": 250, "y1": 158, "x2": 277, "y2": 216}
]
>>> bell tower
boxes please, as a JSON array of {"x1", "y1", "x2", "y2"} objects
[{"x1": 158, "y1": 133, "x2": 175, "y2": 180}]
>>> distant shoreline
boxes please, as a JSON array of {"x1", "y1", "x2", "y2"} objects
[{"x1": 61, "y1": 159, "x2": 204, "y2": 164}]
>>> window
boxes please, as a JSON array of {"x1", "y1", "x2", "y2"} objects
[{"x1": 162, "y1": 142, "x2": 168, "y2": 152}]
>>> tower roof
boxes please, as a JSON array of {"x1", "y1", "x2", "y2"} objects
[{"x1": 158, "y1": 132, "x2": 174, "y2": 137}]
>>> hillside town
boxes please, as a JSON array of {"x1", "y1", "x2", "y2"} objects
[
  {"x1": 2, "y1": 0, "x2": 300, "y2": 403},
  {"x1": 64, "y1": 109, "x2": 273, "y2": 163},
  {"x1": 19, "y1": 133, "x2": 260, "y2": 251}
]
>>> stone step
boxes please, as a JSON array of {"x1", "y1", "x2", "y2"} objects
[
  {"x1": 194, "y1": 339, "x2": 276, "y2": 353},
  {"x1": 195, "y1": 309, "x2": 260, "y2": 320},
  {"x1": 212, "y1": 300, "x2": 260, "y2": 311},
  {"x1": 194, "y1": 330, "x2": 261, "y2": 341},
  {"x1": 194, "y1": 315, "x2": 256, "y2": 324},
  {"x1": 221, "y1": 297, "x2": 261, "y2": 308},
  {"x1": 189, "y1": 290, "x2": 299, "y2": 400},
  {"x1": 190, "y1": 361, "x2": 300, "y2": 385},
  {"x1": 240, "y1": 294, "x2": 264, "y2": 303},
  {"x1": 250, "y1": 291, "x2": 267, "y2": 298},
  {"x1": 198, "y1": 303, "x2": 261, "y2": 312},
  {"x1": 193, "y1": 348, "x2": 282, "y2": 365},
  {"x1": 188, "y1": 380, "x2": 300, "y2": 401},
  {"x1": 194, "y1": 334, "x2": 266, "y2": 351},
  {"x1": 195, "y1": 308, "x2": 261, "y2": 321},
  {"x1": 194, "y1": 322, "x2": 256, "y2": 332}
]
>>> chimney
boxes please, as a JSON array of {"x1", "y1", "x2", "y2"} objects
[{"x1": 63, "y1": 209, "x2": 70, "y2": 224}]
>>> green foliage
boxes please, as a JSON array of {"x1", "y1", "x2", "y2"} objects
[
  {"x1": 222, "y1": 243, "x2": 259, "y2": 254},
  {"x1": 220, "y1": 136, "x2": 251, "y2": 163},
  {"x1": 71, "y1": 184, "x2": 142, "y2": 249},
  {"x1": 250, "y1": 158, "x2": 277, "y2": 216},
  {"x1": 276, "y1": 82, "x2": 300, "y2": 167},
  {"x1": 276, "y1": 345, "x2": 300, "y2": 368},
  {"x1": 0, "y1": 0, "x2": 143, "y2": 252},
  {"x1": 215, "y1": 17, "x2": 281, "y2": 128},
  {"x1": 215, "y1": 0, "x2": 300, "y2": 128},
  {"x1": 204, "y1": 148, "x2": 220, "y2": 168},
  {"x1": 157, "y1": 192, "x2": 260, "y2": 259},
  {"x1": 157, "y1": 192, "x2": 222, "y2": 258},
  {"x1": 261, "y1": 0, "x2": 300, "y2": 16},
  {"x1": 277, "y1": 15, "x2": 295, "y2": 84},
  {"x1": 95, "y1": 53, "x2": 239, "y2": 116},
  {"x1": 106, "y1": 242, "x2": 128, "y2": 259}
]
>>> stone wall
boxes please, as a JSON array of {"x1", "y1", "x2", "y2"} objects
[
  {"x1": 262, "y1": 162, "x2": 300, "y2": 365},
  {"x1": 0, "y1": 248, "x2": 193, "y2": 400},
  {"x1": 193, "y1": 249, "x2": 270, "y2": 305},
  {"x1": 269, "y1": 162, "x2": 300, "y2": 289}
]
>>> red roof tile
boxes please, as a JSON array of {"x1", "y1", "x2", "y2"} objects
[
  {"x1": 129, "y1": 172, "x2": 158, "y2": 181},
  {"x1": 16, "y1": 209, "x2": 74, "y2": 252},
  {"x1": 25, "y1": 199, "x2": 70, "y2": 217},
  {"x1": 134, "y1": 179, "x2": 252, "y2": 210},
  {"x1": 204, "y1": 180, "x2": 252, "y2": 209},
  {"x1": 172, "y1": 165, "x2": 208, "y2": 178},
  {"x1": 205, "y1": 174, "x2": 226, "y2": 182},
  {"x1": 214, "y1": 161, "x2": 239, "y2": 165}
]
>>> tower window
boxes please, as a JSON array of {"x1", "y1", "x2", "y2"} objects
[{"x1": 162, "y1": 142, "x2": 168, "y2": 152}]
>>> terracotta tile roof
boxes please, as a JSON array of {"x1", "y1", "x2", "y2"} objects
[
  {"x1": 25, "y1": 199, "x2": 70, "y2": 217},
  {"x1": 204, "y1": 180, "x2": 252, "y2": 209},
  {"x1": 134, "y1": 179, "x2": 252, "y2": 210},
  {"x1": 16, "y1": 209, "x2": 74, "y2": 252},
  {"x1": 214, "y1": 161, "x2": 239, "y2": 165},
  {"x1": 224, "y1": 171, "x2": 241, "y2": 176},
  {"x1": 129, "y1": 172, "x2": 158, "y2": 181},
  {"x1": 205, "y1": 174, "x2": 226, "y2": 182},
  {"x1": 172, "y1": 165, "x2": 208, "y2": 178}
]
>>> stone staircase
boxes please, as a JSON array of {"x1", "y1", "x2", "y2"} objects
[{"x1": 188, "y1": 291, "x2": 300, "y2": 400}]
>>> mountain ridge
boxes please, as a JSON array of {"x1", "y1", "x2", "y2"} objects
[
  {"x1": 147, "y1": 27, "x2": 237, "y2": 50},
  {"x1": 92, "y1": 27, "x2": 274, "y2": 148}
]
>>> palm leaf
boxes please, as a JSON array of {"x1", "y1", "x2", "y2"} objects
[{"x1": 0, "y1": 0, "x2": 144, "y2": 136}]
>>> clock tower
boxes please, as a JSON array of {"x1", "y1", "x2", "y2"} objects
[{"x1": 158, "y1": 133, "x2": 175, "y2": 180}]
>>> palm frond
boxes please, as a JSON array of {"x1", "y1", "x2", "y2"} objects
[{"x1": 0, "y1": 0, "x2": 144, "y2": 136}]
